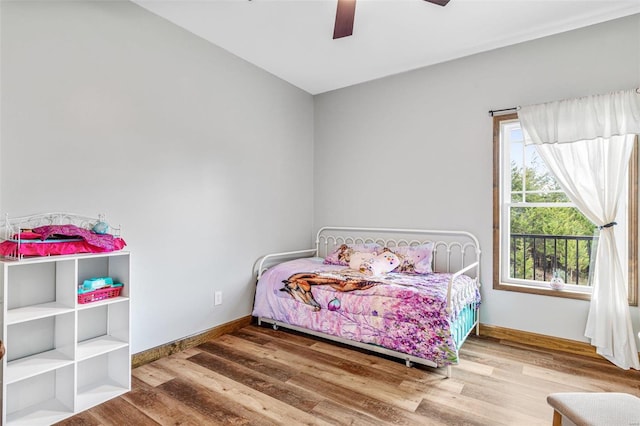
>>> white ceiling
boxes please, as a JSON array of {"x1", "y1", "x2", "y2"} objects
[{"x1": 133, "y1": 0, "x2": 640, "y2": 95}]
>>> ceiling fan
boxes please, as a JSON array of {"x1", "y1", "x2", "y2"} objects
[{"x1": 333, "y1": 0, "x2": 450, "y2": 39}]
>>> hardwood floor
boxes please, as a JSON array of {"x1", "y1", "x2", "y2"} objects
[{"x1": 57, "y1": 325, "x2": 640, "y2": 425}]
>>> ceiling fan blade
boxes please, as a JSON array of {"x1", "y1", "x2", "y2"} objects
[
  {"x1": 424, "y1": 0, "x2": 450, "y2": 6},
  {"x1": 333, "y1": 0, "x2": 356, "y2": 39}
]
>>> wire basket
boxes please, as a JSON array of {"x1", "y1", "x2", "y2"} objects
[{"x1": 78, "y1": 286, "x2": 123, "y2": 304}]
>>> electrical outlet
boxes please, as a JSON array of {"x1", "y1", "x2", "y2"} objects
[{"x1": 214, "y1": 291, "x2": 222, "y2": 306}]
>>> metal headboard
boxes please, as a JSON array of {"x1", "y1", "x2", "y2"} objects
[
  {"x1": 315, "y1": 226, "x2": 481, "y2": 276},
  {"x1": 255, "y1": 226, "x2": 481, "y2": 279}
]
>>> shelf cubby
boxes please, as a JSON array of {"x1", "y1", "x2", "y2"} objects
[
  {"x1": 76, "y1": 347, "x2": 130, "y2": 412},
  {"x1": 77, "y1": 301, "x2": 129, "y2": 361},
  {"x1": 5, "y1": 365, "x2": 75, "y2": 426},
  {"x1": 6, "y1": 259, "x2": 75, "y2": 313},
  {"x1": 6, "y1": 312, "x2": 75, "y2": 384}
]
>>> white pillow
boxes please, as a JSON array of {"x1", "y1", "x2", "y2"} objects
[
  {"x1": 348, "y1": 251, "x2": 377, "y2": 270},
  {"x1": 360, "y1": 252, "x2": 401, "y2": 276}
]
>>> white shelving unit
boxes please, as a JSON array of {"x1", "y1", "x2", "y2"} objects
[{"x1": 0, "y1": 251, "x2": 131, "y2": 425}]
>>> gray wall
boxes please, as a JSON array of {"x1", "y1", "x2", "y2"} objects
[
  {"x1": 314, "y1": 14, "x2": 640, "y2": 344},
  {"x1": 0, "y1": 0, "x2": 314, "y2": 353}
]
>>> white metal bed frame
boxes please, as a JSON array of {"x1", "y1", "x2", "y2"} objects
[
  {"x1": 254, "y1": 226, "x2": 482, "y2": 377},
  {"x1": 0, "y1": 212, "x2": 120, "y2": 260}
]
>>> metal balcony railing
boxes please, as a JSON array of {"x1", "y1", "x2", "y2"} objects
[{"x1": 510, "y1": 233, "x2": 595, "y2": 285}]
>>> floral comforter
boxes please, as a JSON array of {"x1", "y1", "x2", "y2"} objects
[{"x1": 252, "y1": 257, "x2": 481, "y2": 367}]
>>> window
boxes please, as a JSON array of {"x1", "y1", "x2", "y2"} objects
[{"x1": 493, "y1": 113, "x2": 638, "y2": 304}]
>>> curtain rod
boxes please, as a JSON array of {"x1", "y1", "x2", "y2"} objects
[
  {"x1": 489, "y1": 88, "x2": 640, "y2": 117},
  {"x1": 488, "y1": 106, "x2": 519, "y2": 117}
]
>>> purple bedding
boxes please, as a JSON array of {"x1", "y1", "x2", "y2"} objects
[{"x1": 252, "y1": 257, "x2": 481, "y2": 367}]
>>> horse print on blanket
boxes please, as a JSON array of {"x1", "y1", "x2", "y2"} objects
[{"x1": 281, "y1": 271, "x2": 377, "y2": 310}]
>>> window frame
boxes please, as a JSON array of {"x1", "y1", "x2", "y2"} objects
[{"x1": 492, "y1": 113, "x2": 638, "y2": 305}]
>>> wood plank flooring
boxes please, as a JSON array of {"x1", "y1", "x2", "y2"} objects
[{"x1": 56, "y1": 325, "x2": 640, "y2": 425}]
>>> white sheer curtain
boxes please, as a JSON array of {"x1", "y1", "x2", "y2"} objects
[{"x1": 519, "y1": 89, "x2": 640, "y2": 370}]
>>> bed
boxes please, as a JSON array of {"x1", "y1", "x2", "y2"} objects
[
  {"x1": 252, "y1": 226, "x2": 481, "y2": 377},
  {"x1": 0, "y1": 212, "x2": 126, "y2": 260}
]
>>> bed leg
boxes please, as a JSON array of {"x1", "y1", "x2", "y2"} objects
[
  {"x1": 446, "y1": 365, "x2": 452, "y2": 378},
  {"x1": 405, "y1": 359, "x2": 413, "y2": 368},
  {"x1": 272, "y1": 323, "x2": 279, "y2": 331}
]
